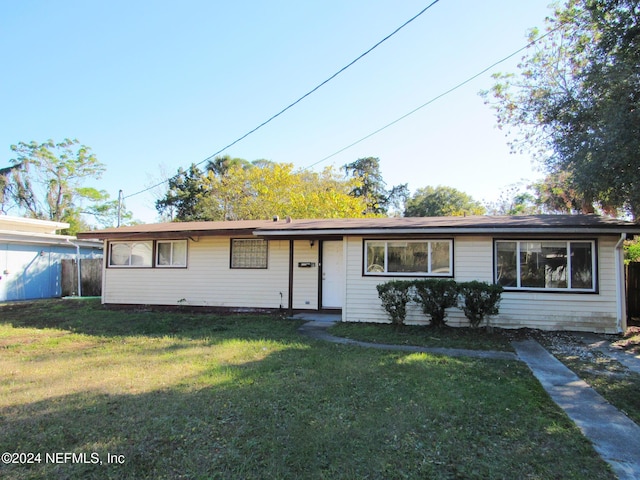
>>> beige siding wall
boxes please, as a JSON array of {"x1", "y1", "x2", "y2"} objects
[
  {"x1": 344, "y1": 235, "x2": 621, "y2": 333},
  {"x1": 103, "y1": 237, "x2": 289, "y2": 309},
  {"x1": 495, "y1": 237, "x2": 619, "y2": 333},
  {"x1": 292, "y1": 240, "x2": 319, "y2": 309},
  {"x1": 102, "y1": 233, "x2": 622, "y2": 332}
]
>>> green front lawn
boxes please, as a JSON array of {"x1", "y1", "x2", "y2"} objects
[
  {"x1": 0, "y1": 299, "x2": 613, "y2": 479},
  {"x1": 329, "y1": 321, "x2": 514, "y2": 351}
]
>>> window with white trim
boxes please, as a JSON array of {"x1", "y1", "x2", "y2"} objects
[
  {"x1": 495, "y1": 240, "x2": 596, "y2": 291},
  {"x1": 364, "y1": 239, "x2": 452, "y2": 276},
  {"x1": 231, "y1": 239, "x2": 268, "y2": 269},
  {"x1": 156, "y1": 240, "x2": 187, "y2": 267},
  {"x1": 109, "y1": 241, "x2": 153, "y2": 267}
]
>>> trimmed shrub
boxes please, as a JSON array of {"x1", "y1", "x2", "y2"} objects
[
  {"x1": 458, "y1": 281, "x2": 503, "y2": 328},
  {"x1": 412, "y1": 279, "x2": 459, "y2": 328},
  {"x1": 376, "y1": 280, "x2": 413, "y2": 328}
]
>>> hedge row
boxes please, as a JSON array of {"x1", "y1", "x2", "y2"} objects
[{"x1": 376, "y1": 279, "x2": 503, "y2": 328}]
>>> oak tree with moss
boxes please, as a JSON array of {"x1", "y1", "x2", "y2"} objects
[{"x1": 484, "y1": 0, "x2": 640, "y2": 218}]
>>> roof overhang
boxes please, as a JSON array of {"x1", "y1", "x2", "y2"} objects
[
  {"x1": 79, "y1": 229, "x2": 257, "y2": 241},
  {"x1": 253, "y1": 226, "x2": 640, "y2": 238},
  {"x1": 77, "y1": 215, "x2": 640, "y2": 241},
  {"x1": 0, "y1": 230, "x2": 103, "y2": 248},
  {"x1": 0, "y1": 215, "x2": 70, "y2": 234}
]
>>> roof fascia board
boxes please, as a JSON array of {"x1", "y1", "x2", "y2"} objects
[
  {"x1": 254, "y1": 227, "x2": 640, "y2": 237},
  {"x1": 0, "y1": 232, "x2": 102, "y2": 248},
  {"x1": 0, "y1": 215, "x2": 70, "y2": 232},
  {"x1": 79, "y1": 229, "x2": 257, "y2": 241}
]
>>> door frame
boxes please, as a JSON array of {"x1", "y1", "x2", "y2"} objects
[{"x1": 318, "y1": 240, "x2": 344, "y2": 310}]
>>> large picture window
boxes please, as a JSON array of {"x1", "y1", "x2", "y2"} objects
[
  {"x1": 495, "y1": 240, "x2": 596, "y2": 292},
  {"x1": 364, "y1": 239, "x2": 452, "y2": 276},
  {"x1": 109, "y1": 241, "x2": 153, "y2": 267},
  {"x1": 231, "y1": 239, "x2": 268, "y2": 269}
]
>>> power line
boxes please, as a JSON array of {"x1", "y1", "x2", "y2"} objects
[
  {"x1": 302, "y1": 27, "x2": 559, "y2": 171},
  {"x1": 124, "y1": 0, "x2": 441, "y2": 200}
]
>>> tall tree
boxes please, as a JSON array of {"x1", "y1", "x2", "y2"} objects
[
  {"x1": 343, "y1": 157, "x2": 408, "y2": 215},
  {"x1": 205, "y1": 155, "x2": 252, "y2": 176},
  {"x1": 155, "y1": 164, "x2": 219, "y2": 221},
  {"x1": 2, "y1": 139, "x2": 125, "y2": 233},
  {"x1": 529, "y1": 171, "x2": 625, "y2": 215},
  {"x1": 485, "y1": 184, "x2": 541, "y2": 216},
  {"x1": 229, "y1": 163, "x2": 371, "y2": 220},
  {"x1": 404, "y1": 186, "x2": 486, "y2": 217},
  {"x1": 156, "y1": 161, "x2": 371, "y2": 221},
  {"x1": 0, "y1": 163, "x2": 20, "y2": 214},
  {"x1": 483, "y1": 0, "x2": 640, "y2": 218},
  {"x1": 485, "y1": 176, "x2": 616, "y2": 216}
]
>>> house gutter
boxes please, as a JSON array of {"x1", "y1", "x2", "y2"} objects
[
  {"x1": 615, "y1": 233, "x2": 627, "y2": 333},
  {"x1": 65, "y1": 238, "x2": 82, "y2": 297},
  {"x1": 254, "y1": 227, "x2": 640, "y2": 237}
]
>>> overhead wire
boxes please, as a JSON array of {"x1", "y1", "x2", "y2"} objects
[
  {"x1": 124, "y1": 0, "x2": 441, "y2": 200},
  {"x1": 302, "y1": 26, "x2": 560, "y2": 171}
]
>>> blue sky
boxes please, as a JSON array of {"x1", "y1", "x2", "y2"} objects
[{"x1": 1, "y1": 0, "x2": 553, "y2": 223}]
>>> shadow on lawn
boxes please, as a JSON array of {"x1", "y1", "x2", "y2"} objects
[
  {"x1": 0, "y1": 299, "x2": 619, "y2": 479},
  {"x1": 0, "y1": 298, "x2": 301, "y2": 343},
  {"x1": 0, "y1": 341, "x2": 615, "y2": 480}
]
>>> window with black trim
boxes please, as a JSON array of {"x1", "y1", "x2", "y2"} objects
[
  {"x1": 495, "y1": 240, "x2": 596, "y2": 291},
  {"x1": 109, "y1": 241, "x2": 153, "y2": 267},
  {"x1": 157, "y1": 240, "x2": 187, "y2": 267},
  {"x1": 364, "y1": 239, "x2": 452, "y2": 276},
  {"x1": 231, "y1": 239, "x2": 268, "y2": 269}
]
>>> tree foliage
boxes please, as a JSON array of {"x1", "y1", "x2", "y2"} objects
[
  {"x1": 1, "y1": 139, "x2": 128, "y2": 233},
  {"x1": 483, "y1": 0, "x2": 640, "y2": 218},
  {"x1": 486, "y1": 173, "x2": 620, "y2": 216},
  {"x1": 155, "y1": 164, "x2": 215, "y2": 222},
  {"x1": 404, "y1": 185, "x2": 485, "y2": 217},
  {"x1": 625, "y1": 239, "x2": 640, "y2": 264},
  {"x1": 156, "y1": 158, "x2": 372, "y2": 221},
  {"x1": 487, "y1": 187, "x2": 540, "y2": 216},
  {"x1": 343, "y1": 157, "x2": 408, "y2": 215}
]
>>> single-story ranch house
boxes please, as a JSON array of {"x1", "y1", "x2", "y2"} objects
[{"x1": 77, "y1": 215, "x2": 640, "y2": 333}]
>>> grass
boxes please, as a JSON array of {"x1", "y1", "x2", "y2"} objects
[
  {"x1": 0, "y1": 299, "x2": 615, "y2": 479},
  {"x1": 334, "y1": 321, "x2": 640, "y2": 428},
  {"x1": 329, "y1": 321, "x2": 514, "y2": 352}
]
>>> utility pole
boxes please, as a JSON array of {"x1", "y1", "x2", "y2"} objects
[{"x1": 117, "y1": 189, "x2": 123, "y2": 227}]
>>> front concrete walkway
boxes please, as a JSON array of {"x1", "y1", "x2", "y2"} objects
[
  {"x1": 293, "y1": 315, "x2": 640, "y2": 479},
  {"x1": 513, "y1": 340, "x2": 640, "y2": 480}
]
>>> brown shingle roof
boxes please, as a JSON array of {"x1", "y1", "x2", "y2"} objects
[{"x1": 77, "y1": 215, "x2": 640, "y2": 240}]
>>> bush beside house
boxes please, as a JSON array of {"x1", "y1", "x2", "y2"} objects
[
  {"x1": 376, "y1": 280, "x2": 413, "y2": 329},
  {"x1": 376, "y1": 279, "x2": 503, "y2": 328}
]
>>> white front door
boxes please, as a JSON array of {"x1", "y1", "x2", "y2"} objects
[{"x1": 321, "y1": 241, "x2": 344, "y2": 308}]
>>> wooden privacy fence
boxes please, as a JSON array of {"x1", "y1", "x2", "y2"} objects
[
  {"x1": 61, "y1": 258, "x2": 102, "y2": 297},
  {"x1": 627, "y1": 262, "x2": 640, "y2": 319}
]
